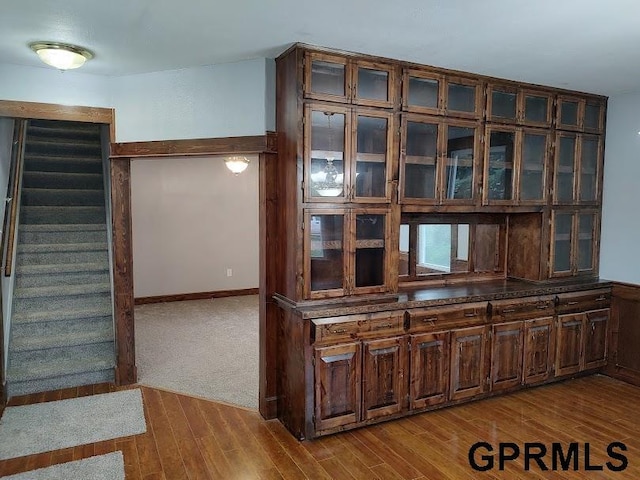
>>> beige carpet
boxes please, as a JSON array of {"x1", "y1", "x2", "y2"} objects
[{"x1": 134, "y1": 295, "x2": 259, "y2": 409}]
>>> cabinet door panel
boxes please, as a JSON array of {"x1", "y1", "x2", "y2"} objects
[
  {"x1": 305, "y1": 53, "x2": 349, "y2": 103},
  {"x1": 555, "y1": 314, "x2": 584, "y2": 377},
  {"x1": 450, "y1": 326, "x2": 488, "y2": 401},
  {"x1": 578, "y1": 136, "x2": 600, "y2": 203},
  {"x1": 491, "y1": 322, "x2": 523, "y2": 391},
  {"x1": 353, "y1": 110, "x2": 393, "y2": 201},
  {"x1": 362, "y1": 337, "x2": 407, "y2": 420},
  {"x1": 554, "y1": 134, "x2": 577, "y2": 204},
  {"x1": 410, "y1": 332, "x2": 450, "y2": 409},
  {"x1": 314, "y1": 343, "x2": 361, "y2": 431},
  {"x1": 484, "y1": 127, "x2": 516, "y2": 203},
  {"x1": 305, "y1": 211, "x2": 348, "y2": 298},
  {"x1": 354, "y1": 61, "x2": 395, "y2": 108},
  {"x1": 584, "y1": 309, "x2": 609, "y2": 369},
  {"x1": 523, "y1": 317, "x2": 554, "y2": 385},
  {"x1": 519, "y1": 130, "x2": 548, "y2": 203},
  {"x1": 443, "y1": 122, "x2": 479, "y2": 203},
  {"x1": 401, "y1": 117, "x2": 440, "y2": 203}
]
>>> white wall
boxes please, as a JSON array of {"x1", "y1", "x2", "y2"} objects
[
  {"x1": 110, "y1": 58, "x2": 269, "y2": 142},
  {"x1": 130, "y1": 155, "x2": 259, "y2": 298},
  {"x1": 600, "y1": 93, "x2": 640, "y2": 284},
  {"x1": 0, "y1": 118, "x2": 14, "y2": 368}
]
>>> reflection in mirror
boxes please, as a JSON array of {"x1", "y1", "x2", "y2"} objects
[
  {"x1": 417, "y1": 224, "x2": 469, "y2": 274},
  {"x1": 399, "y1": 224, "x2": 409, "y2": 276}
]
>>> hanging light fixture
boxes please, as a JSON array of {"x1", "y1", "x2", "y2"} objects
[
  {"x1": 312, "y1": 112, "x2": 344, "y2": 197},
  {"x1": 29, "y1": 42, "x2": 93, "y2": 70},
  {"x1": 225, "y1": 156, "x2": 250, "y2": 174}
]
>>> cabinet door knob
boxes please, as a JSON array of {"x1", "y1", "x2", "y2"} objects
[
  {"x1": 374, "y1": 323, "x2": 394, "y2": 330},
  {"x1": 330, "y1": 328, "x2": 347, "y2": 334}
]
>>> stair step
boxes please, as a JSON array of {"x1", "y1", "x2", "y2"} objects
[
  {"x1": 16, "y1": 269, "x2": 110, "y2": 288},
  {"x1": 22, "y1": 171, "x2": 104, "y2": 189},
  {"x1": 25, "y1": 139, "x2": 102, "y2": 157},
  {"x1": 18, "y1": 242, "x2": 108, "y2": 253},
  {"x1": 19, "y1": 224, "x2": 107, "y2": 232},
  {"x1": 13, "y1": 291, "x2": 112, "y2": 314},
  {"x1": 12, "y1": 306, "x2": 113, "y2": 324},
  {"x1": 20, "y1": 206, "x2": 106, "y2": 224},
  {"x1": 27, "y1": 124, "x2": 101, "y2": 140},
  {"x1": 23, "y1": 154, "x2": 103, "y2": 174},
  {"x1": 14, "y1": 282, "x2": 111, "y2": 299},
  {"x1": 17, "y1": 261, "x2": 109, "y2": 275},
  {"x1": 22, "y1": 188, "x2": 105, "y2": 206},
  {"x1": 7, "y1": 369, "x2": 115, "y2": 398},
  {"x1": 10, "y1": 324, "x2": 113, "y2": 352},
  {"x1": 19, "y1": 225, "x2": 108, "y2": 244}
]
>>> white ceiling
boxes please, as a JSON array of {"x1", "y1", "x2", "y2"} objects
[{"x1": 1, "y1": 0, "x2": 640, "y2": 96}]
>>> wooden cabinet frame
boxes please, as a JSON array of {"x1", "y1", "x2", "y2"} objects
[
  {"x1": 490, "y1": 321, "x2": 524, "y2": 391},
  {"x1": 450, "y1": 325, "x2": 490, "y2": 401},
  {"x1": 486, "y1": 84, "x2": 554, "y2": 128},
  {"x1": 555, "y1": 308, "x2": 609, "y2": 377},
  {"x1": 523, "y1": 316, "x2": 555, "y2": 385},
  {"x1": 304, "y1": 52, "x2": 351, "y2": 104},
  {"x1": 444, "y1": 76, "x2": 484, "y2": 120},
  {"x1": 410, "y1": 331, "x2": 451, "y2": 409},
  {"x1": 553, "y1": 132, "x2": 603, "y2": 206},
  {"x1": 402, "y1": 68, "x2": 445, "y2": 115},
  {"x1": 550, "y1": 209, "x2": 599, "y2": 278},
  {"x1": 556, "y1": 95, "x2": 606, "y2": 133},
  {"x1": 440, "y1": 118, "x2": 483, "y2": 205}
]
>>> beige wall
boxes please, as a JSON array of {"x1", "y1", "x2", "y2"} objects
[{"x1": 130, "y1": 155, "x2": 259, "y2": 298}]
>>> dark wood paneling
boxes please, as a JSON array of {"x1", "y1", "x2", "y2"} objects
[
  {"x1": 507, "y1": 212, "x2": 544, "y2": 281},
  {"x1": 135, "y1": 288, "x2": 258, "y2": 305},
  {"x1": 449, "y1": 325, "x2": 489, "y2": 401},
  {"x1": 110, "y1": 132, "x2": 277, "y2": 158},
  {"x1": 523, "y1": 316, "x2": 554, "y2": 385},
  {"x1": 110, "y1": 158, "x2": 136, "y2": 385},
  {"x1": 410, "y1": 331, "x2": 450, "y2": 409},
  {"x1": 607, "y1": 282, "x2": 640, "y2": 385},
  {"x1": 555, "y1": 313, "x2": 583, "y2": 377},
  {"x1": 490, "y1": 321, "x2": 523, "y2": 391}
]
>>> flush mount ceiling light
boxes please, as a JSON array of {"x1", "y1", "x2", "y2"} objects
[
  {"x1": 225, "y1": 156, "x2": 250, "y2": 174},
  {"x1": 29, "y1": 42, "x2": 93, "y2": 70}
]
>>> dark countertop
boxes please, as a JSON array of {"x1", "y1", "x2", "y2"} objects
[{"x1": 274, "y1": 277, "x2": 612, "y2": 320}]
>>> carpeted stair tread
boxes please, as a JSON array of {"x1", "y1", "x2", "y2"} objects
[
  {"x1": 22, "y1": 188, "x2": 105, "y2": 206},
  {"x1": 27, "y1": 124, "x2": 101, "y2": 139},
  {"x1": 7, "y1": 349, "x2": 115, "y2": 383},
  {"x1": 20, "y1": 206, "x2": 106, "y2": 224},
  {"x1": 14, "y1": 282, "x2": 111, "y2": 299},
  {"x1": 18, "y1": 241, "x2": 108, "y2": 253},
  {"x1": 11, "y1": 327, "x2": 114, "y2": 352},
  {"x1": 20, "y1": 223, "x2": 107, "y2": 232},
  {"x1": 22, "y1": 171, "x2": 104, "y2": 189},
  {"x1": 18, "y1": 261, "x2": 109, "y2": 275},
  {"x1": 23, "y1": 155, "x2": 103, "y2": 174},
  {"x1": 12, "y1": 306, "x2": 113, "y2": 324}
]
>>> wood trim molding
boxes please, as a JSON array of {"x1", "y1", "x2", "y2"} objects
[
  {"x1": 111, "y1": 131, "x2": 277, "y2": 159},
  {"x1": 135, "y1": 288, "x2": 259, "y2": 305},
  {"x1": 0, "y1": 99, "x2": 116, "y2": 140}
]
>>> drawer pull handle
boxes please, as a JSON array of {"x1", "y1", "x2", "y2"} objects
[
  {"x1": 567, "y1": 301, "x2": 579, "y2": 306},
  {"x1": 330, "y1": 328, "x2": 347, "y2": 334},
  {"x1": 374, "y1": 323, "x2": 394, "y2": 329},
  {"x1": 464, "y1": 312, "x2": 477, "y2": 317},
  {"x1": 596, "y1": 296, "x2": 607, "y2": 302},
  {"x1": 502, "y1": 308, "x2": 516, "y2": 313},
  {"x1": 422, "y1": 317, "x2": 438, "y2": 323},
  {"x1": 536, "y1": 305, "x2": 549, "y2": 310}
]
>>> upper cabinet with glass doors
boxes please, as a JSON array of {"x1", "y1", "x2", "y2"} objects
[
  {"x1": 487, "y1": 84, "x2": 554, "y2": 128},
  {"x1": 552, "y1": 132, "x2": 603, "y2": 205},
  {"x1": 304, "y1": 104, "x2": 394, "y2": 203},
  {"x1": 556, "y1": 95, "x2": 606, "y2": 133},
  {"x1": 305, "y1": 52, "x2": 396, "y2": 108}
]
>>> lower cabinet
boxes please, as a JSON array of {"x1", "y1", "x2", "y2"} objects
[
  {"x1": 450, "y1": 326, "x2": 490, "y2": 400},
  {"x1": 490, "y1": 321, "x2": 524, "y2": 391},
  {"x1": 409, "y1": 331, "x2": 450, "y2": 409},
  {"x1": 523, "y1": 317, "x2": 555, "y2": 384},
  {"x1": 555, "y1": 308, "x2": 609, "y2": 377}
]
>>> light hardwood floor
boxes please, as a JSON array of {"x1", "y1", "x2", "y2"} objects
[{"x1": 1, "y1": 375, "x2": 639, "y2": 479}]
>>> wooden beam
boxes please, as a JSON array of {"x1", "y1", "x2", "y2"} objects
[
  {"x1": 111, "y1": 131, "x2": 277, "y2": 158},
  {"x1": 110, "y1": 158, "x2": 137, "y2": 385},
  {"x1": 135, "y1": 288, "x2": 259, "y2": 305}
]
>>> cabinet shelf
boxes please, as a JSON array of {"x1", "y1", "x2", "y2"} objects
[
  {"x1": 355, "y1": 239, "x2": 384, "y2": 249},
  {"x1": 405, "y1": 155, "x2": 437, "y2": 166},
  {"x1": 311, "y1": 150, "x2": 344, "y2": 161},
  {"x1": 311, "y1": 240, "x2": 343, "y2": 250},
  {"x1": 356, "y1": 153, "x2": 386, "y2": 163}
]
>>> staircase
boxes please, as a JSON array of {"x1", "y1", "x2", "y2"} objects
[{"x1": 6, "y1": 119, "x2": 115, "y2": 398}]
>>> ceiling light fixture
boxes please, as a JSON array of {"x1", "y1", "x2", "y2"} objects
[
  {"x1": 225, "y1": 156, "x2": 250, "y2": 174},
  {"x1": 29, "y1": 42, "x2": 93, "y2": 70}
]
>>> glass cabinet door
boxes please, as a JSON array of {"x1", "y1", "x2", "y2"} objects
[
  {"x1": 519, "y1": 131, "x2": 548, "y2": 203},
  {"x1": 443, "y1": 122, "x2": 478, "y2": 202},
  {"x1": 557, "y1": 96, "x2": 581, "y2": 131},
  {"x1": 354, "y1": 213, "x2": 387, "y2": 291},
  {"x1": 403, "y1": 69, "x2": 442, "y2": 114},
  {"x1": 554, "y1": 134, "x2": 577, "y2": 204},
  {"x1": 306, "y1": 212, "x2": 347, "y2": 297},
  {"x1": 584, "y1": 101, "x2": 604, "y2": 133},
  {"x1": 552, "y1": 212, "x2": 573, "y2": 275},
  {"x1": 401, "y1": 117, "x2": 439, "y2": 202},
  {"x1": 305, "y1": 53, "x2": 349, "y2": 103},
  {"x1": 445, "y1": 77, "x2": 480, "y2": 118},
  {"x1": 353, "y1": 111, "x2": 392, "y2": 201},
  {"x1": 306, "y1": 106, "x2": 349, "y2": 201},
  {"x1": 485, "y1": 128, "x2": 516, "y2": 202},
  {"x1": 579, "y1": 136, "x2": 600, "y2": 203},
  {"x1": 577, "y1": 212, "x2": 596, "y2": 272},
  {"x1": 354, "y1": 61, "x2": 394, "y2": 108},
  {"x1": 522, "y1": 91, "x2": 552, "y2": 127},
  {"x1": 488, "y1": 86, "x2": 517, "y2": 122}
]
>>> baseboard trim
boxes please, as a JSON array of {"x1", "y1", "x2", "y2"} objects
[{"x1": 135, "y1": 288, "x2": 259, "y2": 305}]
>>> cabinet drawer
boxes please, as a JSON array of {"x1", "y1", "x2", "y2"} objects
[
  {"x1": 408, "y1": 302, "x2": 488, "y2": 333},
  {"x1": 312, "y1": 312, "x2": 403, "y2": 344},
  {"x1": 556, "y1": 289, "x2": 611, "y2": 313},
  {"x1": 491, "y1": 296, "x2": 555, "y2": 320}
]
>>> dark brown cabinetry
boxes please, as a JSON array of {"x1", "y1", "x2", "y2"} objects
[
  {"x1": 523, "y1": 317, "x2": 555, "y2": 384},
  {"x1": 490, "y1": 321, "x2": 523, "y2": 391},
  {"x1": 551, "y1": 209, "x2": 599, "y2": 277},
  {"x1": 450, "y1": 325, "x2": 489, "y2": 400},
  {"x1": 487, "y1": 84, "x2": 554, "y2": 127},
  {"x1": 409, "y1": 331, "x2": 450, "y2": 409},
  {"x1": 556, "y1": 95, "x2": 606, "y2": 133}
]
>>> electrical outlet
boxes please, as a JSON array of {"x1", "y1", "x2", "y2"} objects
[{"x1": 226, "y1": 268, "x2": 233, "y2": 277}]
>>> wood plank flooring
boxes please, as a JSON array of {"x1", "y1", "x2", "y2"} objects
[{"x1": 1, "y1": 375, "x2": 640, "y2": 479}]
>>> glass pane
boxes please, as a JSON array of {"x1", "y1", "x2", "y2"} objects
[
  {"x1": 355, "y1": 214, "x2": 385, "y2": 287},
  {"x1": 556, "y1": 136, "x2": 576, "y2": 202},
  {"x1": 554, "y1": 213, "x2": 573, "y2": 273},
  {"x1": 487, "y1": 131, "x2": 515, "y2": 201},
  {"x1": 524, "y1": 95, "x2": 548, "y2": 123},
  {"x1": 404, "y1": 121, "x2": 438, "y2": 199},
  {"x1": 444, "y1": 126, "x2": 475, "y2": 200},
  {"x1": 310, "y1": 60, "x2": 345, "y2": 97},
  {"x1": 580, "y1": 137, "x2": 599, "y2": 202},
  {"x1": 584, "y1": 103, "x2": 601, "y2": 130},
  {"x1": 357, "y1": 68, "x2": 388, "y2": 101},
  {"x1": 356, "y1": 115, "x2": 387, "y2": 198},
  {"x1": 448, "y1": 83, "x2": 476, "y2": 113},
  {"x1": 560, "y1": 100, "x2": 579, "y2": 126},
  {"x1": 399, "y1": 224, "x2": 409, "y2": 276},
  {"x1": 310, "y1": 214, "x2": 344, "y2": 290},
  {"x1": 520, "y1": 133, "x2": 546, "y2": 201},
  {"x1": 417, "y1": 224, "x2": 469, "y2": 275},
  {"x1": 408, "y1": 76, "x2": 439, "y2": 109},
  {"x1": 310, "y1": 111, "x2": 345, "y2": 198},
  {"x1": 577, "y1": 214, "x2": 594, "y2": 271},
  {"x1": 491, "y1": 90, "x2": 517, "y2": 119}
]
